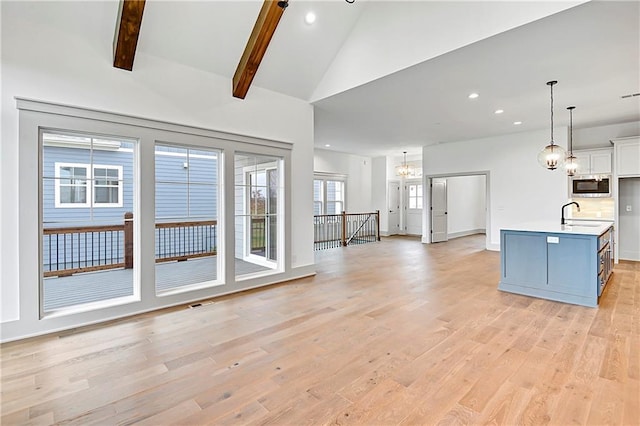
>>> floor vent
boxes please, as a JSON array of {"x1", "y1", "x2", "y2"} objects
[{"x1": 189, "y1": 300, "x2": 214, "y2": 309}]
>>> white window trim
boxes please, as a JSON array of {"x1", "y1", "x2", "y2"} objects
[{"x1": 54, "y1": 162, "x2": 123, "y2": 208}]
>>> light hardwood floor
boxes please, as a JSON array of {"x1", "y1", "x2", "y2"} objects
[{"x1": 1, "y1": 235, "x2": 638, "y2": 425}]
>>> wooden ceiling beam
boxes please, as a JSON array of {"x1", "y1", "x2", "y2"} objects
[
  {"x1": 113, "y1": 0, "x2": 146, "y2": 71},
  {"x1": 233, "y1": 0, "x2": 288, "y2": 99}
]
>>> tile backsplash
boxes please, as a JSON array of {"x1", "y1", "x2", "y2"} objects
[{"x1": 570, "y1": 198, "x2": 615, "y2": 220}]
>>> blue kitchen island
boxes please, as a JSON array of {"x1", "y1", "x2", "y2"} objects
[{"x1": 498, "y1": 221, "x2": 613, "y2": 307}]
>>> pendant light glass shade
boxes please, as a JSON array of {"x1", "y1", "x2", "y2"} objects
[
  {"x1": 538, "y1": 80, "x2": 565, "y2": 170},
  {"x1": 538, "y1": 143, "x2": 566, "y2": 170},
  {"x1": 565, "y1": 154, "x2": 578, "y2": 176}
]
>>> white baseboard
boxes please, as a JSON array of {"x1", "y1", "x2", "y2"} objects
[
  {"x1": 486, "y1": 242, "x2": 500, "y2": 251},
  {"x1": 619, "y1": 250, "x2": 640, "y2": 261},
  {"x1": 448, "y1": 229, "x2": 486, "y2": 240}
]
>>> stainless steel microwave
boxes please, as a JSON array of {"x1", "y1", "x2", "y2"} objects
[{"x1": 570, "y1": 175, "x2": 611, "y2": 198}]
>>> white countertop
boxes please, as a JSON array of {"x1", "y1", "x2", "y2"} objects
[{"x1": 502, "y1": 221, "x2": 612, "y2": 236}]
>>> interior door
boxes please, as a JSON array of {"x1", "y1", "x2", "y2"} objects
[
  {"x1": 388, "y1": 181, "x2": 400, "y2": 235},
  {"x1": 431, "y1": 178, "x2": 448, "y2": 242},
  {"x1": 405, "y1": 181, "x2": 423, "y2": 235}
]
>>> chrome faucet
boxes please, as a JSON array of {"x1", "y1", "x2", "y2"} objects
[{"x1": 561, "y1": 201, "x2": 580, "y2": 225}]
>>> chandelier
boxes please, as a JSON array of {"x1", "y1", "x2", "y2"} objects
[{"x1": 396, "y1": 151, "x2": 412, "y2": 177}]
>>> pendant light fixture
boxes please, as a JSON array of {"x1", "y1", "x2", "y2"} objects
[
  {"x1": 397, "y1": 151, "x2": 411, "y2": 177},
  {"x1": 565, "y1": 106, "x2": 578, "y2": 176},
  {"x1": 537, "y1": 80, "x2": 566, "y2": 170}
]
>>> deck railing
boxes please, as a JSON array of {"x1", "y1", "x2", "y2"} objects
[
  {"x1": 43, "y1": 213, "x2": 217, "y2": 277},
  {"x1": 314, "y1": 211, "x2": 380, "y2": 251}
]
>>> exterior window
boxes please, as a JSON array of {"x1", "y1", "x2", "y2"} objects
[
  {"x1": 42, "y1": 132, "x2": 134, "y2": 313},
  {"x1": 93, "y1": 167, "x2": 120, "y2": 204},
  {"x1": 58, "y1": 165, "x2": 88, "y2": 206},
  {"x1": 313, "y1": 176, "x2": 345, "y2": 215},
  {"x1": 235, "y1": 153, "x2": 283, "y2": 277},
  {"x1": 54, "y1": 163, "x2": 123, "y2": 208},
  {"x1": 155, "y1": 144, "x2": 220, "y2": 294},
  {"x1": 408, "y1": 183, "x2": 423, "y2": 209}
]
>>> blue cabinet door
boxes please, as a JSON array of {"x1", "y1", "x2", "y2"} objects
[
  {"x1": 501, "y1": 232, "x2": 547, "y2": 287},
  {"x1": 547, "y1": 235, "x2": 596, "y2": 297}
]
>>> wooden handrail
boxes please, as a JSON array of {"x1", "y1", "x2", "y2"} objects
[
  {"x1": 43, "y1": 224, "x2": 124, "y2": 235},
  {"x1": 44, "y1": 213, "x2": 218, "y2": 277},
  {"x1": 156, "y1": 219, "x2": 217, "y2": 229}
]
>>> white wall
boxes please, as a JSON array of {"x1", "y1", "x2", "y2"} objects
[
  {"x1": 312, "y1": 1, "x2": 585, "y2": 101},
  {"x1": 574, "y1": 120, "x2": 640, "y2": 149},
  {"x1": 447, "y1": 175, "x2": 486, "y2": 237},
  {"x1": 423, "y1": 128, "x2": 569, "y2": 250},
  {"x1": 313, "y1": 149, "x2": 372, "y2": 212},
  {"x1": 1, "y1": 2, "x2": 314, "y2": 328},
  {"x1": 371, "y1": 156, "x2": 388, "y2": 233}
]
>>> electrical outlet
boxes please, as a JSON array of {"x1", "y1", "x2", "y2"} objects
[{"x1": 626, "y1": 205, "x2": 632, "y2": 212}]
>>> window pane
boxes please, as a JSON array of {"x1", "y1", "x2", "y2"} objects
[
  {"x1": 155, "y1": 182, "x2": 188, "y2": 218},
  {"x1": 409, "y1": 198, "x2": 417, "y2": 209},
  {"x1": 186, "y1": 149, "x2": 217, "y2": 184},
  {"x1": 188, "y1": 184, "x2": 217, "y2": 217},
  {"x1": 313, "y1": 180, "x2": 322, "y2": 202},
  {"x1": 313, "y1": 201, "x2": 322, "y2": 216},
  {"x1": 155, "y1": 144, "x2": 221, "y2": 294},
  {"x1": 94, "y1": 186, "x2": 118, "y2": 204},
  {"x1": 41, "y1": 131, "x2": 135, "y2": 313},
  {"x1": 60, "y1": 184, "x2": 87, "y2": 204},
  {"x1": 235, "y1": 152, "x2": 282, "y2": 279}
]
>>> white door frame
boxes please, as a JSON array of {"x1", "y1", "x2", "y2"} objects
[{"x1": 423, "y1": 171, "x2": 491, "y2": 249}]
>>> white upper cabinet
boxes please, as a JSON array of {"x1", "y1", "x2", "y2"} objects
[
  {"x1": 614, "y1": 137, "x2": 640, "y2": 177},
  {"x1": 573, "y1": 148, "x2": 612, "y2": 175}
]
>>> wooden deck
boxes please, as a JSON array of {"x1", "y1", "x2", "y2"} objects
[
  {"x1": 2, "y1": 235, "x2": 638, "y2": 424},
  {"x1": 43, "y1": 257, "x2": 268, "y2": 311}
]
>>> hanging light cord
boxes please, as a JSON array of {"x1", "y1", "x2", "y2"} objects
[
  {"x1": 549, "y1": 82, "x2": 555, "y2": 145},
  {"x1": 568, "y1": 107, "x2": 573, "y2": 154}
]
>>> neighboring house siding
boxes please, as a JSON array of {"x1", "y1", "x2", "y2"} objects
[
  {"x1": 155, "y1": 146, "x2": 218, "y2": 219},
  {"x1": 42, "y1": 146, "x2": 134, "y2": 224},
  {"x1": 42, "y1": 145, "x2": 219, "y2": 271}
]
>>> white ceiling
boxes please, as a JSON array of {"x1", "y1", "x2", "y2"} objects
[
  {"x1": 313, "y1": 0, "x2": 640, "y2": 156},
  {"x1": 136, "y1": 1, "x2": 639, "y2": 157},
  {"x1": 11, "y1": 1, "x2": 638, "y2": 158}
]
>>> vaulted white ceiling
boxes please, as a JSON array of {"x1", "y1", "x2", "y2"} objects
[
  {"x1": 9, "y1": 1, "x2": 638, "y2": 157},
  {"x1": 136, "y1": 0, "x2": 639, "y2": 156}
]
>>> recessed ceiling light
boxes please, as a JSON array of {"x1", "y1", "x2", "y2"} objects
[
  {"x1": 495, "y1": 109, "x2": 504, "y2": 114},
  {"x1": 304, "y1": 12, "x2": 316, "y2": 25},
  {"x1": 468, "y1": 93, "x2": 479, "y2": 99},
  {"x1": 324, "y1": 144, "x2": 331, "y2": 147},
  {"x1": 513, "y1": 121, "x2": 522, "y2": 125}
]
